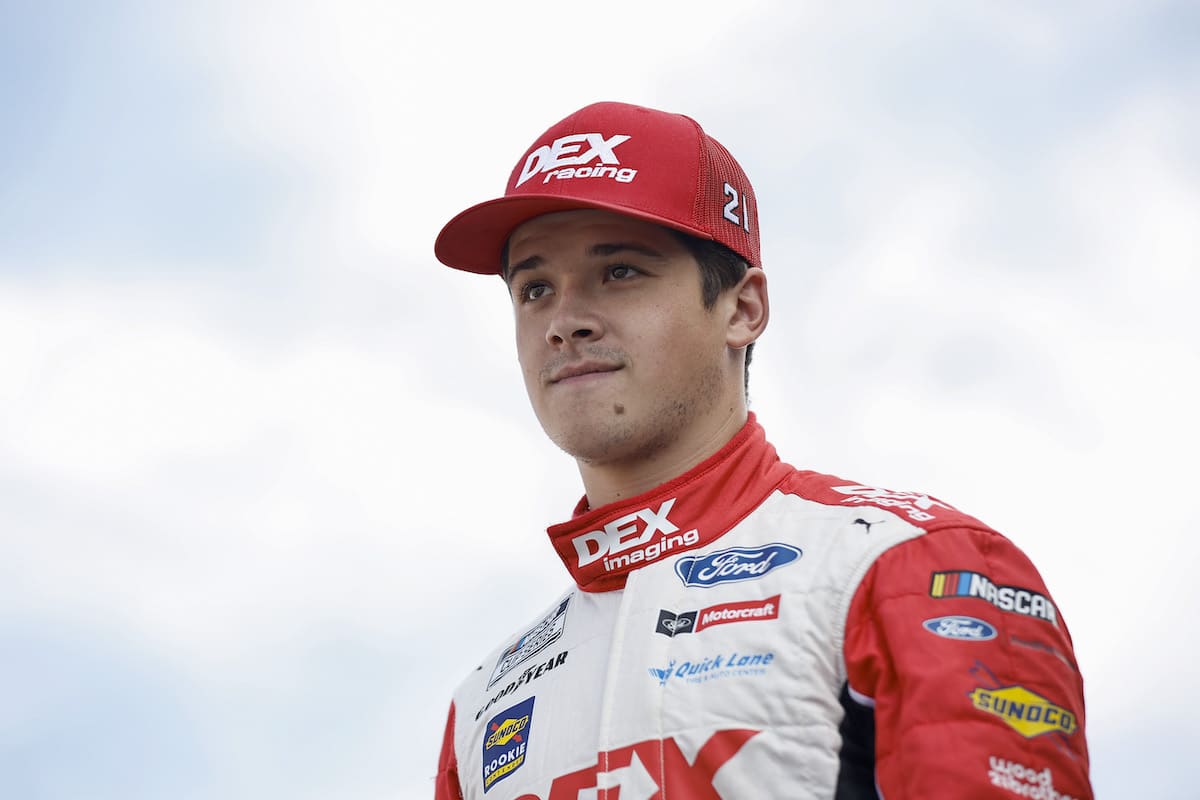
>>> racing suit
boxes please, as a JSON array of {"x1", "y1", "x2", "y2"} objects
[{"x1": 434, "y1": 415, "x2": 1091, "y2": 799}]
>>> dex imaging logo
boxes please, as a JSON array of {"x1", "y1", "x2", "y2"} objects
[
  {"x1": 516, "y1": 132, "x2": 636, "y2": 187},
  {"x1": 572, "y1": 498, "x2": 700, "y2": 573}
]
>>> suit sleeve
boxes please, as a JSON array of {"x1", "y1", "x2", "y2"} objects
[
  {"x1": 434, "y1": 701, "x2": 463, "y2": 800},
  {"x1": 843, "y1": 526, "x2": 1092, "y2": 799}
]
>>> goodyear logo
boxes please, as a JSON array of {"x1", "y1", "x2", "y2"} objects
[
  {"x1": 968, "y1": 685, "x2": 1078, "y2": 738},
  {"x1": 482, "y1": 696, "x2": 535, "y2": 792}
]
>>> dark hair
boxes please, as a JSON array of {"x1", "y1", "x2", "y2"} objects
[
  {"x1": 670, "y1": 231, "x2": 755, "y2": 397},
  {"x1": 499, "y1": 229, "x2": 756, "y2": 395}
]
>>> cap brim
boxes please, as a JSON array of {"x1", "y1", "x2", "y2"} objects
[{"x1": 434, "y1": 194, "x2": 714, "y2": 275}]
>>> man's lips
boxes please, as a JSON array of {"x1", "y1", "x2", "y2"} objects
[{"x1": 548, "y1": 361, "x2": 623, "y2": 384}]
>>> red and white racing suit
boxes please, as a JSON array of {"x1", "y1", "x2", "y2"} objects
[{"x1": 434, "y1": 416, "x2": 1091, "y2": 799}]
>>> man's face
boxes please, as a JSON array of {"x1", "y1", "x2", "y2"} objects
[{"x1": 506, "y1": 209, "x2": 736, "y2": 466}]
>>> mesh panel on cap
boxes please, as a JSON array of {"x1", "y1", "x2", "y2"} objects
[{"x1": 695, "y1": 134, "x2": 760, "y2": 268}]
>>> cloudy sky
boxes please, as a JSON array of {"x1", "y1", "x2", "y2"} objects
[{"x1": 2, "y1": 1, "x2": 1197, "y2": 797}]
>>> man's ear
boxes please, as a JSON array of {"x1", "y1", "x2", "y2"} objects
[{"x1": 725, "y1": 267, "x2": 769, "y2": 349}]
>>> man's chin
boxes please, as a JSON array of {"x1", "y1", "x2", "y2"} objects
[{"x1": 542, "y1": 415, "x2": 638, "y2": 464}]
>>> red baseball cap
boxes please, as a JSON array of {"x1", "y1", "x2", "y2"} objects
[{"x1": 434, "y1": 101, "x2": 760, "y2": 274}]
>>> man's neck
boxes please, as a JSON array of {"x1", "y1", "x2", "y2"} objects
[{"x1": 576, "y1": 406, "x2": 749, "y2": 510}]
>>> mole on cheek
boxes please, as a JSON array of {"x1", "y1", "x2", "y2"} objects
[{"x1": 613, "y1": 404, "x2": 625, "y2": 415}]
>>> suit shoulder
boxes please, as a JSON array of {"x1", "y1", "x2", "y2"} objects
[{"x1": 778, "y1": 468, "x2": 995, "y2": 533}]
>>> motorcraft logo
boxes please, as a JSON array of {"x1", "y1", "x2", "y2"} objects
[
  {"x1": 572, "y1": 498, "x2": 700, "y2": 574},
  {"x1": 922, "y1": 615, "x2": 998, "y2": 641},
  {"x1": 988, "y1": 756, "x2": 1080, "y2": 800},
  {"x1": 931, "y1": 571, "x2": 1058, "y2": 625},
  {"x1": 515, "y1": 132, "x2": 636, "y2": 187},
  {"x1": 648, "y1": 651, "x2": 774, "y2": 686},
  {"x1": 832, "y1": 484, "x2": 954, "y2": 522},
  {"x1": 674, "y1": 543, "x2": 801, "y2": 587},
  {"x1": 482, "y1": 697, "x2": 534, "y2": 792},
  {"x1": 656, "y1": 595, "x2": 781, "y2": 637},
  {"x1": 488, "y1": 597, "x2": 570, "y2": 688}
]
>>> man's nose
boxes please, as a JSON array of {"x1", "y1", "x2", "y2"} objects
[{"x1": 545, "y1": 290, "x2": 603, "y2": 346}]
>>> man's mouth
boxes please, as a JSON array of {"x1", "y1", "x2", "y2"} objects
[{"x1": 548, "y1": 361, "x2": 623, "y2": 384}]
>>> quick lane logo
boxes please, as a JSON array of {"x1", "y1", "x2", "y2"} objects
[
  {"x1": 832, "y1": 484, "x2": 954, "y2": 522},
  {"x1": 515, "y1": 132, "x2": 635, "y2": 187},
  {"x1": 656, "y1": 595, "x2": 781, "y2": 637},
  {"x1": 488, "y1": 597, "x2": 570, "y2": 688},
  {"x1": 931, "y1": 571, "x2": 1057, "y2": 624},
  {"x1": 969, "y1": 685, "x2": 1078, "y2": 739},
  {"x1": 482, "y1": 696, "x2": 534, "y2": 792},
  {"x1": 675, "y1": 543, "x2": 801, "y2": 587},
  {"x1": 648, "y1": 651, "x2": 774, "y2": 686},
  {"x1": 572, "y1": 498, "x2": 700, "y2": 574}
]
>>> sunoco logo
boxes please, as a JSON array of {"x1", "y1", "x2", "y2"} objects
[
  {"x1": 482, "y1": 696, "x2": 535, "y2": 792},
  {"x1": 515, "y1": 132, "x2": 636, "y2": 187},
  {"x1": 674, "y1": 543, "x2": 801, "y2": 587},
  {"x1": 968, "y1": 685, "x2": 1078, "y2": 738}
]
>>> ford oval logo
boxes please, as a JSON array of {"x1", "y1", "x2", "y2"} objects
[
  {"x1": 922, "y1": 615, "x2": 997, "y2": 641},
  {"x1": 674, "y1": 543, "x2": 801, "y2": 587}
]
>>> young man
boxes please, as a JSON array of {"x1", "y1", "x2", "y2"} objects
[{"x1": 431, "y1": 102, "x2": 1092, "y2": 799}]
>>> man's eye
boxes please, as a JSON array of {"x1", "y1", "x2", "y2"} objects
[
  {"x1": 521, "y1": 283, "x2": 550, "y2": 302},
  {"x1": 608, "y1": 264, "x2": 639, "y2": 280}
]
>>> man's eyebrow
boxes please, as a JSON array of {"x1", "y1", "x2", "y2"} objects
[
  {"x1": 505, "y1": 254, "x2": 542, "y2": 286},
  {"x1": 588, "y1": 242, "x2": 665, "y2": 260},
  {"x1": 505, "y1": 242, "x2": 665, "y2": 286}
]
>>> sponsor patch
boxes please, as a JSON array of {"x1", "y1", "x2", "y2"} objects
[
  {"x1": 930, "y1": 571, "x2": 1057, "y2": 624},
  {"x1": 489, "y1": 597, "x2": 570, "y2": 688},
  {"x1": 647, "y1": 651, "x2": 774, "y2": 686},
  {"x1": 832, "y1": 484, "x2": 954, "y2": 522},
  {"x1": 572, "y1": 498, "x2": 701, "y2": 574},
  {"x1": 988, "y1": 756, "x2": 1080, "y2": 800},
  {"x1": 969, "y1": 685, "x2": 1078, "y2": 738},
  {"x1": 482, "y1": 696, "x2": 535, "y2": 792},
  {"x1": 656, "y1": 595, "x2": 781, "y2": 636},
  {"x1": 922, "y1": 615, "x2": 997, "y2": 641},
  {"x1": 675, "y1": 544, "x2": 801, "y2": 587},
  {"x1": 475, "y1": 650, "x2": 567, "y2": 721}
]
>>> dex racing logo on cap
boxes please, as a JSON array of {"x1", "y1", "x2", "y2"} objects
[
  {"x1": 482, "y1": 696, "x2": 535, "y2": 792},
  {"x1": 516, "y1": 132, "x2": 636, "y2": 187},
  {"x1": 572, "y1": 498, "x2": 700, "y2": 573},
  {"x1": 674, "y1": 543, "x2": 801, "y2": 587}
]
